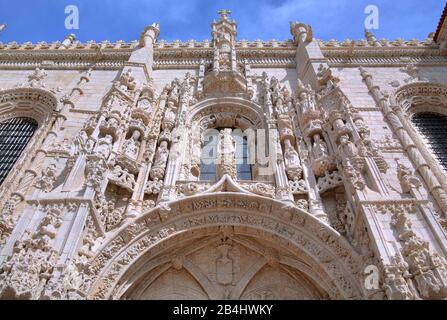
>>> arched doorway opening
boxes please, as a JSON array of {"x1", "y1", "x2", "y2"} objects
[{"x1": 85, "y1": 193, "x2": 364, "y2": 300}]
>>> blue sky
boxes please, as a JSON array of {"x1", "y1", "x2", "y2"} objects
[{"x1": 0, "y1": 1, "x2": 444, "y2": 43}]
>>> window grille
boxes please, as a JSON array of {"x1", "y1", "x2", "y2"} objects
[
  {"x1": 412, "y1": 112, "x2": 447, "y2": 172},
  {"x1": 199, "y1": 128, "x2": 253, "y2": 181},
  {"x1": 0, "y1": 117, "x2": 38, "y2": 186}
]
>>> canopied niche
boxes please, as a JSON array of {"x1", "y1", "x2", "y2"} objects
[{"x1": 183, "y1": 97, "x2": 271, "y2": 182}]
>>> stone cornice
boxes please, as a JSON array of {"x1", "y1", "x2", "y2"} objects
[
  {"x1": 319, "y1": 38, "x2": 437, "y2": 50},
  {"x1": 327, "y1": 56, "x2": 447, "y2": 67},
  {"x1": 0, "y1": 38, "x2": 445, "y2": 70}
]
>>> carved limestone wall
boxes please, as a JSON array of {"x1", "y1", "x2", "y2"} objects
[{"x1": 0, "y1": 11, "x2": 446, "y2": 300}]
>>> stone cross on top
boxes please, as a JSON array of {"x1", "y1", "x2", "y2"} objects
[{"x1": 218, "y1": 9, "x2": 231, "y2": 20}]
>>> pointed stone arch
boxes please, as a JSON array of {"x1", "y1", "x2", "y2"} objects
[{"x1": 84, "y1": 192, "x2": 365, "y2": 300}]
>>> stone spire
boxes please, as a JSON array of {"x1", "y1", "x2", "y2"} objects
[
  {"x1": 128, "y1": 22, "x2": 160, "y2": 81},
  {"x1": 60, "y1": 34, "x2": 76, "y2": 49},
  {"x1": 139, "y1": 22, "x2": 160, "y2": 47},
  {"x1": 365, "y1": 28, "x2": 380, "y2": 46},
  {"x1": 217, "y1": 9, "x2": 232, "y2": 20},
  {"x1": 290, "y1": 22, "x2": 313, "y2": 45},
  {"x1": 0, "y1": 24, "x2": 6, "y2": 33},
  {"x1": 211, "y1": 9, "x2": 237, "y2": 72},
  {"x1": 201, "y1": 10, "x2": 248, "y2": 97}
]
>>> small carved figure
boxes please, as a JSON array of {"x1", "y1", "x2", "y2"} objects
[
  {"x1": 96, "y1": 135, "x2": 113, "y2": 159},
  {"x1": 123, "y1": 130, "x2": 141, "y2": 160}
]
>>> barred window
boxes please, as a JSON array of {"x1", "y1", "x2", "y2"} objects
[
  {"x1": 199, "y1": 128, "x2": 252, "y2": 181},
  {"x1": 200, "y1": 132, "x2": 218, "y2": 181},
  {"x1": 0, "y1": 117, "x2": 38, "y2": 186},
  {"x1": 412, "y1": 112, "x2": 447, "y2": 172},
  {"x1": 235, "y1": 135, "x2": 252, "y2": 181}
]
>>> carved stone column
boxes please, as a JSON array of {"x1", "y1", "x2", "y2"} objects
[{"x1": 360, "y1": 67, "x2": 447, "y2": 216}]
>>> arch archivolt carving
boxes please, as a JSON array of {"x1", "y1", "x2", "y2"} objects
[
  {"x1": 188, "y1": 97, "x2": 266, "y2": 130},
  {"x1": 0, "y1": 88, "x2": 59, "y2": 126},
  {"x1": 84, "y1": 193, "x2": 364, "y2": 300}
]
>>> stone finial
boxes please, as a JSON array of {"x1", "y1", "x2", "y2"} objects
[
  {"x1": 290, "y1": 22, "x2": 313, "y2": 45},
  {"x1": 0, "y1": 24, "x2": 6, "y2": 33},
  {"x1": 364, "y1": 29, "x2": 376, "y2": 42},
  {"x1": 61, "y1": 34, "x2": 76, "y2": 48},
  {"x1": 217, "y1": 9, "x2": 231, "y2": 20},
  {"x1": 140, "y1": 22, "x2": 160, "y2": 47}
]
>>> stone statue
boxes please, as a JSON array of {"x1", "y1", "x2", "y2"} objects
[
  {"x1": 217, "y1": 129, "x2": 236, "y2": 179},
  {"x1": 217, "y1": 128, "x2": 235, "y2": 156},
  {"x1": 162, "y1": 101, "x2": 177, "y2": 132},
  {"x1": 312, "y1": 134, "x2": 328, "y2": 159},
  {"x1": 296, "y1": 79, "x2": 316, "y2": 114},
  {"x1": 338, "y1": 135, "x2": 358, "y2": 165},
  {"x1": 137, "y1": 97, "x2": 152, "y2": 113},
  {"x1": 96, "y1": 135, "x2": 113, "y2": 159},
  {"x1": 168, "y1": 78, "x2": 181, "y2": 102},
  {"x1": 119, "y1": 69, "x2": 137, "y2": 91},
  {"x1": 284, "y1": 139, "x2": 302, "y2": 181},
  {"x1": 150, "y1": 140, "x2": 169, "y2": 181},
  {"x1": 396, "y1": 161, "x2": 421, "y2": 193},
  {"x1": 123, "y1": 130, "x2": 141, "y2": 160}
]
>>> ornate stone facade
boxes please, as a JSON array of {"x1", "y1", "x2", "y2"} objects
[{"x1": 0, "y1": 10, "x2": 447, "y2": 300}]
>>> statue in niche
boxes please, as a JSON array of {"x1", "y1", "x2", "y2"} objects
[
  {"x1": 338, "y1": 135, "x2": 358, "y2": 165},
  {"x1": 297, "y1": 83, "x2": 316, "y2": 114},
  {"x1": 137, "y1": 97, "x2": 152, "y2": 113},
  {"x1": 96, "y1": 135, "x2": 113, "y2": 159},
  {"x1": 123, "y1": 130, "x2": 141, "y2": 160},
  {"x1": 218, "y1": 51, "x2": 231, "y2": 71},
  {"x1": 277, "y1": 115, "x2": 294, "y2": 140},
  {"x1": 270, "y1": 77, "x2": 281, "y2": 93},
  {"x1": 270, "y1": 77, "x2": 282, "y2": 106},
  {"x1": 275, "y1": 87, "x2": 291, "y2": 115},
  {"x1": 168, "y1": 78, "x2": 181, "y2": 101},
  {"x1": 150, "y1": 140, "x2": 169, "y2": 181},
  {"x1": 180, "y1": 73, "x2": 194, "y2": 101},
  {"x1": 214, "y1": 27, "x2": 232, "y2": 47},
  {"x1": 312, "y1": 134, "x2": 329, "y2": 159},
  {"x1": 162, "y1": 100, "x2": 177, "y2": 132},
  {"x1": 355, "y1": 118, "x2": 367, "y2": 131},
  {"x1": 217, "y1": 129, "x2": 236, "y2": 178},
  {"x1": 260, "y1": 72, "x2": 270, "y2": 97},
  {"x1": 217, "y1": 128, "x2": 235, "y2": 156},
  {"x1": 359, "y1": 131, "x2": 378, "y2": 155},
  {"x1": 284, "y1": 139, "x2": 302, "y2": 181},
  {"x1": 119, "y1": 69, "x2": 136, "y2": 91}
]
